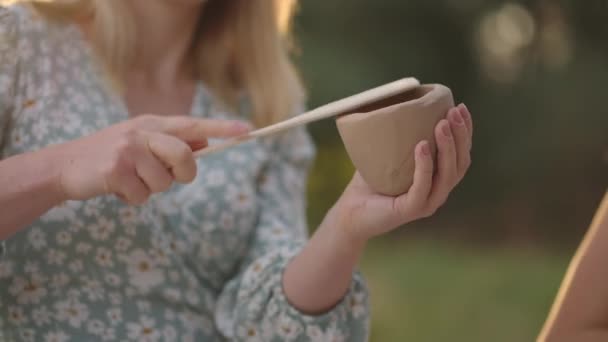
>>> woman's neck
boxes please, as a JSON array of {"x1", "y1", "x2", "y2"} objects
[{"x1": 125, "y1": 0, "x2": 205, "y2": 88}]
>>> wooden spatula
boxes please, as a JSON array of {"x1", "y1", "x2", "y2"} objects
[{"x1": 193, "y1": 77, "x2": 421, "y2": 158}]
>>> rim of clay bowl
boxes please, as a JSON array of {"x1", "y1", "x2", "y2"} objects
[{"x1": 338, "y1": 84, "x2": 448, "y2": 118}]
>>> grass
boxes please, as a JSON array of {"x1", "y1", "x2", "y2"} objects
[{"x1": 360, "y1": 239, "x2": 571, "y2": 342}]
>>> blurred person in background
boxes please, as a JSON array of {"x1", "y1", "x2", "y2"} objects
[{"x1": 539, "y1": 191, "x2": 608, "y2": 341}]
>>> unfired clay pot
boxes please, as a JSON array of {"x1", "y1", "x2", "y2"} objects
[{"x1": 336, "y1": 84, "x2": 454, "y2": 196}]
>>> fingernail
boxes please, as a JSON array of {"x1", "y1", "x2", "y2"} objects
[
  {"x1": 234, "y1": 121, "x2": 253, "y2": 132},
  {"x1": 442, "y1": 122, "x2": 452, "y2": 137},
  {"x1": 459, "y1": 104, "x2": 470, "y2": 120},
  {"x1": 451, "y1": 110, "x2": 464, "y2": 125},
  {"x1": 421, "y1": 142, "x2": 431, "y2": 156}
]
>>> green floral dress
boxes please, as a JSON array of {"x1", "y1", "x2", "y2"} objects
[{"x1": 0, "y1": 5, "x2": 370, "y2": 342}]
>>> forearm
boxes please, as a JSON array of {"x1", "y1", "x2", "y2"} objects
[
  {"x1": 0, "y1": 147, "x2": 66, "y2": 240},
  {"x1": 539, "y1": 192, "x2": 608, "y2": 340},
  {"x1": 542, "y1": 330, "x2": 608, "y2": 342},
  {"x1": 282, "y1": 206, "x2": 367, "y2": 314}
]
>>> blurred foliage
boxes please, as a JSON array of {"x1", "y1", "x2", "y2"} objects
[
  {"x1": 295, "y1": 0, "x2": 607, "y2": 247},
  {"x1": 360, "y1": 240, "x2": 569, "y2": 342}
]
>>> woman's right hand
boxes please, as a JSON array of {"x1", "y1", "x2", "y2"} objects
[{"x1": 56, "y1": 115, "x2": 251, "y2": 204}]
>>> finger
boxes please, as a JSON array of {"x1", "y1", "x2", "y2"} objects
[
  {"x1": 458, "y1": 103, "x2": 473, "y2": 140},
  {"x1": 145, "y1": 132, "x2": 197, "y2": 183},
  {"x1": 107, "y1": 166, "x2": 150, "y2": 205},
  {"x1": 396, "y1": 141, "x2": 434, "y2": 218},
  {"x1": 428, "y1": 119, "x2": 458, "y2": 208},
  {"x1": 135, "y1": 151, "x2": 174, "y2": 194},
  {"x1": 156, "y1": 116, "x2": 252, "y2": 140},
  {"x1": 188, "y1": 140, "x2": 208, "y2": 152},
  {"x1": 448, "y1": 107, "x2": 471, "y2": 179}
]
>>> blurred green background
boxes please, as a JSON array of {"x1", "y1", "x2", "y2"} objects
[{"x1": 293, "y1": 1, "x2": 608, "y2": 341}]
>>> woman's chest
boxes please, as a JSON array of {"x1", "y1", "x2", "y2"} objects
[
  {"x1": 2, "y1": 46, "x2": 272, "y2": 288},
  {"x1": 3, "y1": 44, "x2": 124, "y2": 156}
]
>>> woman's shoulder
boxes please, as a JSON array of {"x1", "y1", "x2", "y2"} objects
[
  {"x1": 0, "y1": 4, "x2": 19, "y2": 39},
  {"x1": 1, "y1": 3, "x2": 45, "y2": 33},
  {"x1": 1, "y1": 3, "x2": 71, "y2": 53}
]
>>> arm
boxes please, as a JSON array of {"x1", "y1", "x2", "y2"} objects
[
  {"x1": 283, "y1": 104, "x2": 473, "y2": 314},
  {"x1": 282, "y1": 206, "x2": 366, "y2": 314},
  {"x1": 0, "y1": 116, "x2": 250, "y2": 239},
  {"x1": 539, "y1": 191, "x2": 608, "y2": 342},
  {"x1": 215, "y1": 104, "x2": 472, "y2": 341},
  {"x1": 215, "y1": 126, "x2": 370, "y2": 341},
  {"x1": 0, "y1": 6, "x2": 62, "y2": 239},
  {"x1": 0, "y1": 148, "x2": 66, "y2": 240}
]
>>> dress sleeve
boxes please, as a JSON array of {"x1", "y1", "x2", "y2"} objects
[
  {"x1": 214, "y1": 113, "x2": 371, "y2": 341},
  {"x1": 0, "y1": 7, "x2": 20, "y2": 257},
  {"x1": 0, "y1": 6, "x2": 19, "y2": 150}
]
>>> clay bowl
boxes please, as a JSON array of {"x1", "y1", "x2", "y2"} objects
[{"x1": 336, "y1": 84, "x2": 454, "y2": 196}]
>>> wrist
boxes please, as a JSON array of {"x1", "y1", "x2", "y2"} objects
[
  {"x1": 321, "y1": 204, "x2": 369, "y2": 256},
  {"x1": 38, "y1": 145, "x2": 70, "y2": 203}
]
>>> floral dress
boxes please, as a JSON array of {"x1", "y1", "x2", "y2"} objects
[{"x1": 0, "y1": 5, "x2": 370, "y2": 342}]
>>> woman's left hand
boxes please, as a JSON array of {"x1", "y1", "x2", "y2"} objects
[{"x1": 331, "y1": 103, "x2": 473, "y2": 243}]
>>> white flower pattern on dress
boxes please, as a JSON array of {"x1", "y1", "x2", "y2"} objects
[
  {"x1": 10, "y1": 273, "x2": 47, "y2": 305},
  {"x1": 68, "y1": 259, "x2": 83, "y2": 273},
  {"x1": 0, "y1": 260, "x2": 13, "y2": 278},
  {"x1": 27, "y1": 228, "x2": 47, "y2": 250},
  {"x1": 32, "y1": 306, "x2": 52, "y2": 326},
  {"x1": 19, "y1": 328, "x2": 35, "y2": 342},
  {"x1": 56, "y1": 231, "x2": 72, "y2": 246},
  {"x1": 95, "y1": 247, "x2": 114, "y2": 268},
  {"x1": 127, "y1": 316, "x2": 161, "y2": 342},
  {"x1": 0, "y1": 4, "x2": 370, "y2": 341},
  {"x1": 8, "y1": 306, "x2": 28, "y2": 325},
  {"x1": 124, "y1": 249, "x2": 165, "y2": 293},
  {"x1": 86, "y1": 319, "x2": 105, "y2": 335},
  {"x1": 55, "y1": 299, "x2": 90, "y2": 328},
  {"x1": 43, "y1": 331, "x2": 69, "y2": 342}
]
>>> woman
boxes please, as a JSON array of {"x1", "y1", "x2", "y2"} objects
[
  {"x1": 539, "y1": 191, "x2": 608, "y2": 342},
  {"x1": 0, "y1": 0, "x2": 473, "y2": 341}
]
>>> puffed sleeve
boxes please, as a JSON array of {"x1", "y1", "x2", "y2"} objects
[
  {"x1": 214, "y1": 113, "x2": 371, "y2": 341},
  {"x1": 0, "y1": 6, "x2": 19, "y2": 147}
]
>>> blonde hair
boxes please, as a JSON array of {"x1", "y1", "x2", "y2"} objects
[{"x1": 2, "y1": 0, "x2": 304, "y2": 126}]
